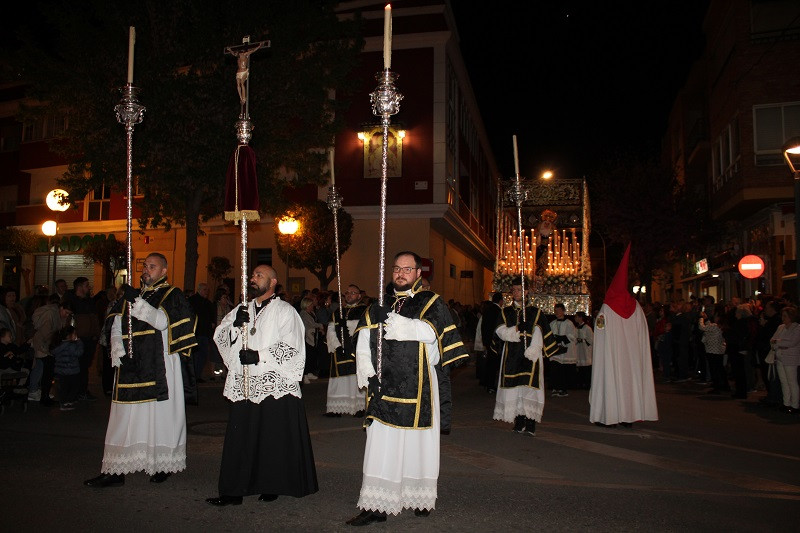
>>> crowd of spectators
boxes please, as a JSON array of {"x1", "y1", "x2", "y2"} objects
[{"x1": 5, "y1": 276, "x2": 798, "y2": 418}]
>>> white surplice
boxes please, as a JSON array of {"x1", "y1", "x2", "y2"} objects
[
  {"x1": 102, "y1": 313, "x2": 186, "y2": 476},
  {"x1": 355, "y1": 322, "x2": 441, "y2": 515}
]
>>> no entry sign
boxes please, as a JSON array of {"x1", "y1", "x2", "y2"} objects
[{"x1": 738, "y1": 255, "x2": 765, "y2": 279}]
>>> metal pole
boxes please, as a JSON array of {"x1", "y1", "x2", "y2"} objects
[
  {"x1": 115, "y1": 84, "x2": 145, "y2": 360},
  {"x1": 794, "y1": 175, "x2": 800, "y2": 305}
]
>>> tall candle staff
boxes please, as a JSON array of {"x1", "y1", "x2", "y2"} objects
[
  {"x1": 326, "y1": 148, "x2": 345, "y2": 344},
  {"x1": 371, "y1": 4, "x2": 403, "y2": 385},
  {"x1": 506, "y1": 135, "x2": 530, "y2": 346},
  {"x1": 115, "y1": 26, "x2": 145, "y2": 359}
]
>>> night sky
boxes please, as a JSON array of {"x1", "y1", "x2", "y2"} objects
[
  {"x1": 451, "y1": 1, "x2": 709, "y2": 180},
  {"x1": 0, "y1": 1, "x2": 709, "y2": 182}
]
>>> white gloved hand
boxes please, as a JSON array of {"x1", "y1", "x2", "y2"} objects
[
  {"x1": 384, "y1": 312, "x2": 417, "y2": 341},
  {"x1": 523, "y1": 342, "x2": 539, "y2": 361},
  {"x1": 496, "y1": 325, "x2": 522, "y2": 343},
  {"x1": 111, "y1": 335, "x2": 125, "y2": 367},
  {"x1": 130, "y1": 297, "x2": 159, "y2": 326},
  {"x1": 356, "y1": 350, "x2": 376, "y2": 390},
  {"x1": 326, "y1": 323, "x2": 342, "y2": 353}
]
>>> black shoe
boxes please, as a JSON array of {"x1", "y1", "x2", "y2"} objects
[
  {"x1": 521, "y1": 420, "x2": 536, "y2": 436},
  {"x1": 512, "y1": 416, "x2": 525, "y2": 433},
  {"x1": 206, "y1": 495, "x2": 243, "y2": 506},
  {"x1": 84, "y1": 473, "x2": 125, "y2": 487},
  {"x1": 346, "y1": 510, "x2": 387, "y2": 526},
  {"x1": 619, "y1": 422, "x2": 633, "y2": 428},
  {"x1": 258, "y1": 494, "x2": 278, "y2": 502},
  {"x1": 150, "y1": 472, "x2": 171, "y2": 483},
  {"x1": 353, "y1": 410, "x2": 365, "y2": 418},
  {"x1": 324, "y1": 412, "x2": 342, "y2": 417},
  {"x1": 414, "y1": 508, "x2": 430, "y2": 517}
]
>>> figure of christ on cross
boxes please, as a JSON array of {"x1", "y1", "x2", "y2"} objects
[{"x1": 224, "y1": 37, "x2": 270, "y2": 107}]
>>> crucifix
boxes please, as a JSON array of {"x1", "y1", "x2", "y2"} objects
[{"x1": 224, "y1": 35, "x2": 270, "y2": 118}]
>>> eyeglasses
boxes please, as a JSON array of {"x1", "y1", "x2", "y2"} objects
[
  {"x1": 392, "y1": 266, "x2": 418, "y2": 274},
  {"x1": 345, "y1": 290, "x2": 360, "y2": 295}
]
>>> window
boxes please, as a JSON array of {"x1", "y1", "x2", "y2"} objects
[
  {"x1": 87, "y1": 183, "x2": 111, "y2": 221},
  {"x1": 21, "y1": 114, "x2": 69, "y2": 142},
  {"x1": 754, "y1": 102, "x2": 800, "y2": 166},
  {"x1": 0, "y1": 121, "x2": 22, "y2": 152},
  {"x1": 711, "y1": 118, "x2": 741, "y2": 191}
]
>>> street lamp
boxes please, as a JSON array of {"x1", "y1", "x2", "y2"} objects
[
  {"x1": 278, "y1": 216, "x2": 299, "y2": 292},
  {"x1": 43, "y1": 189, "x2": 70, "y2": 292},
  {"x1": 782, "y1": 137, "x2": 800, "y2": 304},
  {"x1": 41, "y1": 220, "x2": 57, "y2": 290}
]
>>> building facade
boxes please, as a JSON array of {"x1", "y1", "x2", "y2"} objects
[
  {"x1": 663, "y1": 0, "x2": 800, "y2": 303},
  {"x1": 0, "y1": 0, "x2": 499, "y2": 306}
]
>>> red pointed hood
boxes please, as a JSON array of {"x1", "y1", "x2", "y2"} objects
[{"x1": 604, "y1": 243, "x2": 636, "y2": 319}]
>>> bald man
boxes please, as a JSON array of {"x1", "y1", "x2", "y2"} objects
[{"x1": 207, "y1": 265, "x2": 318, "y2": 506}]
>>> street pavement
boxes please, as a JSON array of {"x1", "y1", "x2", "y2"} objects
[{"x1": 2, "y1": 360, "x2": 799, "y2": 532}]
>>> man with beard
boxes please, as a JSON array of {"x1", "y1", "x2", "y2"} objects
[
  {"x1": 325, "y1": 284, "x2": 367, "y2": 417},
  {"x1": 493, "y1": 277, "x2": 556, "y2": 436},
  {"x1": 84, "y1": 253, "x2": 197, "y2": 487},
  {"x1": 346, "y1": 252, "x2": 468, "y2": 526},
  {"x1": 206, "y1": 264, "x2": 317, "y2": 506}
]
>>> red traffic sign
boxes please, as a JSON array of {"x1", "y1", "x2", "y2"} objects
[{"x1": 738, "y1": 255, "x2": 765, "y2": 279}]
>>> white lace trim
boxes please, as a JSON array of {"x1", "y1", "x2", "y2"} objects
[
  {"x1": 224, "y1": 369, "x2": 301, "y2": 403},
  {"x1": 357, "y1": 475, "x2": 437, "y2": 515},
  {"x1": 102, "y1": 443, "x2": 186, "y2": 476},
  {"x1": 493, "y1": 390, "x2": 544, "y2": 423},
  {"x1": 326, "y1": 397, "x2": 361, "y2": 414},
  {"x1": 223, "y1": 341, "x2": 303, "y2": 403}
]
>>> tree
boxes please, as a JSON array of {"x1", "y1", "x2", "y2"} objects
[
  {"x1": 82, "y1": 236, "x2": 126, "y2": 287},
  {"x1": 9, "y1": 0, "x2": 364, "y2": 290},
  {"x1": 274, "y1": 200, "x2": 353, "y2": 290},
  {"x1": 589, "y1": 151, "x2": 713, "y2": 301},
  {"x1": 0, "y1": 227, "x2": 39, "y2": 256},
  {"x1": 206, "y1": 255, "x2": 232, "y2": 292}
]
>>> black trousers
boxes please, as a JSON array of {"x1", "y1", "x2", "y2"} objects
[
  {"x1": 485, "y1": 348, "x2": 500, "y2": 390},
  {"x1": 550, "y1": 361, "x2": 575, "y2": 391},
  {"x1": 707, "y1": 353, "x2": 729, "y2": 392},
  {"x1": 78, "y1": 336, "x2": 97, "y2": 395},
  {"x1": 218, "y1": 395, "x2": 318, "y2": 498}
]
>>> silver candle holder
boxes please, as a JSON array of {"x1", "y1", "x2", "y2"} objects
[
  {"x1": 115, "y1": 84, "x2": 146, "y2": 360},
  {"x1": 370, "y1": 69, "x2": 403, "y2": 386}
]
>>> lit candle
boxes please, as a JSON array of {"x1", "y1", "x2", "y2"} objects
[
  {"x1": 383, "y1": 4, "x2": 392, "y2": 69},
  {"x1": 512, "y1": 135, "x2": 520, "y2": 176},
  {"x1": 329, "y1": 149, "x2": 335, "y2": 186},
  {"x1": 127, "y1": 26, "x2": 136, "y2": 84}
]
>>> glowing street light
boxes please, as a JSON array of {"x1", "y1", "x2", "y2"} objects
[
  {"x1": 782, "y1": 137, "x2": 800, "y2": 304},
  {"x1": 278, "y1": 216, "x2": 300, "y2": 291}
]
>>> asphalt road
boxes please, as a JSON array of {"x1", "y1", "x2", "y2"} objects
[{"x1": 2, "y1": 361, "x2": 799, "y2": 532}]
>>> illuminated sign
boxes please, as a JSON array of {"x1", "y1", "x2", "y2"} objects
[{"x1": 695, "y1": 258, "x2": 708, "y2": 274}]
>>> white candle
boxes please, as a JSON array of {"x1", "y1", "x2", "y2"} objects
[
  {"x1": 329, "y1": 149, "x2": 335, "y2": 186},
  {"x1": 512, "y1": 135, "x2": 520, "y2": 176},
  {"x1": 383, "y1": 4, "x2": 392, "y2": 69},
  {"x1": 127, "y1": 26, "x2": 136, "y2": 84}
]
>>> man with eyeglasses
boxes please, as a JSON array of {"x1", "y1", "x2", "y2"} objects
[
  {"x1": 346, "y1": 251, "x2": 468, "y2": 526},
  {"x1": 324, "y1": 285, "x2": 367, "y2": 417}
]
